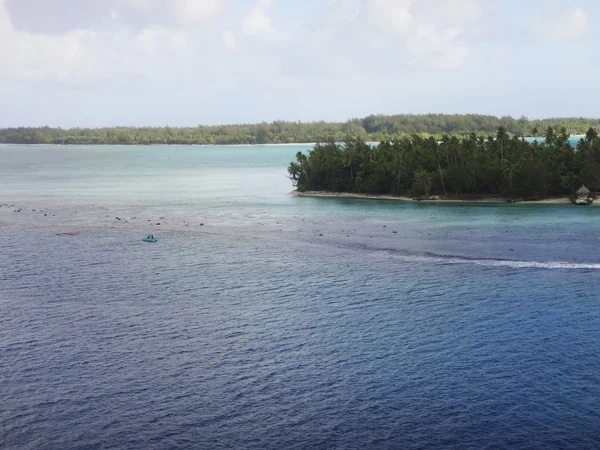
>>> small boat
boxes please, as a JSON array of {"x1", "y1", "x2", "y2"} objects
[{"x1": 142, "y1": 237, "x2": 158, "y2": 243}]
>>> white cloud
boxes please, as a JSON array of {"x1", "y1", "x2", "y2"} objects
[
  {"x1": 0, "y1": 0, "x2": 483, "y2": 87},
  {"x1": 223, "y1": 30, "x2": 236, "y2": 49},
  {"x1": 172, "y1": 0, "x2": 224, "y2": 25},
  {"x1": 0, "y1": 0, "x2": 120, "y2": 82},
  {"x1": 0, "y1": 0, "x2": 198, "y2": 83},
  {"x1": 367, "y1": 0, "x2": 414, "y2": 34},
  {"x1": 128, "y1": 0, "x2": 155, "y2": 9},
  {"x1": 0, "y1": 0, "x2": 281, "y2": 86},
  {"x1": 136, "y1": 27, "x2": 189, "y2": 58},
  {"x1": 241, "y1": 0, "x2": 285, "y2": 40},
  {"x1": 560, "y1": 8, "x2": 588, "y2": 39},
  {"x1": 366, "y1": 0, "x2": 483, "y2": 69},
  {"x1": 0, "y1": 0, "x2": 11, "y2": 34},
  {"x1": 533, "y1": 7, "x2": 589, "y2": 41},
  {"x1": 4, "y1": 30, "x2": 123, "y2": 83},
  {"x1": 326, "y1": 0, "x2": 361, "y2": 23},
  {"x1": 439, "y1": 0, "x2": 482, "y2": 22}
]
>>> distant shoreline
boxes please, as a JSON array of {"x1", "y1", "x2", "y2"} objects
[
  {"x1": 0, "y1": 137, "x2": 585, "y2": 148},
  {"x1": 0, "y1": 143, "x2": 319, "y2": 147},
  {"x1": 0, "y1": 142, "x2": 381, "y2": 148},
  {"x1": 291, "y1": 191, "x2": 588, "y2": 206}
]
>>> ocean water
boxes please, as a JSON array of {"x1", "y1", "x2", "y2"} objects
[{"x1": 1, "y1": 145, "x2": 600, "y2": 449}]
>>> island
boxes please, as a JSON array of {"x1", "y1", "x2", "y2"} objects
[
  {"x1": 288, "y1": 127, "x2": 600, "y2": 205},
  {"x1": 2, "y1": 115, "x2": 600, "y2": 145}
]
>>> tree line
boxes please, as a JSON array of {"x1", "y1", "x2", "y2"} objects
[
  {"x1": 2, "y1": 115, "x2": 600, "y2": 145},
  {"x1": 288, "y1": 127, "x2": 600, "y2": 200}
]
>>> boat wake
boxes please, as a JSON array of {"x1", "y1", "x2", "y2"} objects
[
  {"x1": 421, "y1": 254, "x2": 599, "y2": 270},
  {"x1": 349, "y1": 244, "x2": 600, "y2": 270}
]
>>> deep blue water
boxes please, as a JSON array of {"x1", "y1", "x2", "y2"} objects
[{"x1": 1, "y1": 145, "x2": 600, "y2": 449}]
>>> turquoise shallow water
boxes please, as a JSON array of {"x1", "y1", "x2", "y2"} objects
[
  {"x1": 1, "y1": 145, "x2": 600, "y2": 449},
  {"x1": 527, "y1": 136, "x2": 583, "y2": 146}
]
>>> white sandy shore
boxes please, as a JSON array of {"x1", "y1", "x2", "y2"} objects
[{"x1": 291, "y1": 191, "x2": 589, "y2": 206}]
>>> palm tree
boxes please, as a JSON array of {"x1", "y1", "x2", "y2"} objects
[
  {"x1": 361, "y1": 144, "x2": 376, "y2": 163},
  {"x1": 414, "y1": 169, "x2": 433, "y2": 197},
  {"x1": 503, "y1": 158, "x2": 522, "y2": 196},
  {"x1": 288, "y1": 151, "x2": 308, "y2": 187},
  {"x1": 545, "y1": 127, "x2": 555, "y2": 145},
  {"x1": 287, "y1": 161, "x2": 301, "y2": 181},
  {"x1": 287, "y1": 133, "x2": 590, "y2": 199},
  {"x1": 390, "y1": 155, "x2": 406, "y2": 193},
  {"x1": 557, "y1": 127, "x2": 569, "y2": 144},
  {"x1": 295, "y1": 151, "x2": 307, "y2": 165},
  {"x1": 342, "y1": 147, "x2": 357, "y2": 187},
  {"x1": 435, "y1": 145, "x2": 448, "y2": 196},
  {"x1": 585, "y1": 127, "x2": 598, "y2": 144},
  {"x1": 496, "y1": 127, "x2": 508, "y2": 168}
]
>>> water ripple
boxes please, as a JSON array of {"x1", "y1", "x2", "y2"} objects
[{"x1": 1, "y1": 229, "x2": 600, "y2": 449}]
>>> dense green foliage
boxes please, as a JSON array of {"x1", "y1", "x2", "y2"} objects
[
  {"x1": 288, "y1": 128, "x2": 600, "y2": 199},
  {"x1": 2, "y1": 115, "x2": 600, "y2": 145}
]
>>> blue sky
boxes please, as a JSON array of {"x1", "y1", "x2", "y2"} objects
[{"x1": 0, "y1": 0, "x2": 597, "y2": 127}]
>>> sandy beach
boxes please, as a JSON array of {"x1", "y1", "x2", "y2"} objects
[{"x1": 291, "y1": 191, "x2": 585, "y2": 206}]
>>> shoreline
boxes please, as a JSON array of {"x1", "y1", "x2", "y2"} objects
[
  {"x1": 0, "y1": 142, "x2": 382, "y2": 148},
  {"x1": 291, "y1": 191, "x2": 588, "y2": 206},
  {"x1": 0, "y1": 137, "x2": 585, "y2": 148},
  {"x1": 0, "y1": 143, "x2": 318, "y2": 148},
  {"x1": 0, "y1": 135, "x2": 587, "y2": 148}
]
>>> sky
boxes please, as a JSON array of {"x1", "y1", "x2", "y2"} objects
[{"x1": 0, "y1": 0, "x2": 597, "y2": 127}]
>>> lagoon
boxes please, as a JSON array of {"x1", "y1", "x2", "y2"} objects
[{"x1": 1, "y1": 144, "x2": 600, "y2": 449}]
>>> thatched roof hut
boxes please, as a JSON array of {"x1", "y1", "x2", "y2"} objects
[{"x1": 577, "y1": 185, "x2": 590, "y2": 197}]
